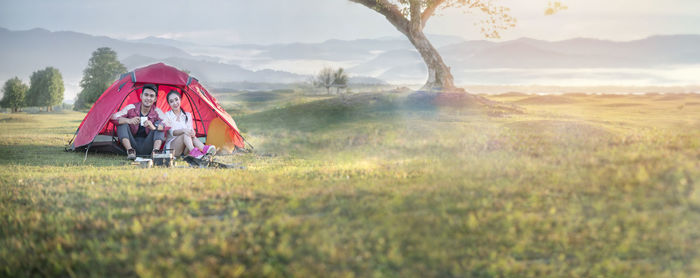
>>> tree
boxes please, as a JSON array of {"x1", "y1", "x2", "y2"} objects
[
  {"x1": 348, "y1": 0, "x2": 565, "y2": 92},
  {"x1": 26, "y1": 67, "x2": 64, "y2": 112},
  {"x1": 0, "y1": 77, "x2": 28, "y2": 112},
  {"x1": 74, "y1": 47, "x2": 126, "y2": 110},
  {"x1": 314, "y1": 67, "x2": 350, "y2": 95},
  {"x1": 315, "y1": 67, "x2": 335, "y2": 94},
  {"x1": 332, "y1": 68, "x2": 349, "y2": 94}
]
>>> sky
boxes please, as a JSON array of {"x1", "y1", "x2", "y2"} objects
[{"x1": 1, "y1": 0, "x2": 700, "y2": 45}]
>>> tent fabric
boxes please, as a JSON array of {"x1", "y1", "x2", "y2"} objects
[
  {"x1": 205, "y1": 117, "x2": 242, "y2": 152},
  {"x1": 71, "y1": 63, "x2": 244, "y2": 152}
]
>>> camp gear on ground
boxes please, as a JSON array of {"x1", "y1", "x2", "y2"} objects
[
  {"x1": 134, "y1": 157, "x2": 153, "y2": 168},
  {"x1": 152, "y1": 153, "x2": 174, "y2": 167}
]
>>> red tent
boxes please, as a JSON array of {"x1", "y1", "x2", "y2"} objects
[{"x1": 69, "y1": 63, "x2": 245, "y2": 154}]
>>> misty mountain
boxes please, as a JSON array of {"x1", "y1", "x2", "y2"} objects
[
  {"x1": 0, "y1": 27, "x2": 194, "y2": 84},
  {"x1": 2, "y1": 26, "x2": 699, "y2": 101},
  {"x1": 121, "y1": 55, "x2": 307, "y2": 84},
  {"x1": 446, "y1": 35, "x2": 700, "y2": 68},
  {"x1": 223, "y1": 34, "x2": 465, "y2": 62},
  {"x1": 0, "y1": 27, "x2": 323, "y2": 101},
  {"x1": 360, "y1": 35, "x2": 700, "y2": 71},
  {"x1": 353, "y1": 35, "x2": 700, "y2": 83},
  {"x1": 128, "y1": 36, "x2": 201, "y2": 49},
  {"x1": 349, "y1": 50, "x2": 422, "y2": 76}
]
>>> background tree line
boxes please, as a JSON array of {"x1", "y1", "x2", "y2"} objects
[
  {"x1": 1, "y1": 47, "x2": 126, "y2": 112},
  {"x1": 1, "y1": 67, "x2": 64, "y2": 112}
]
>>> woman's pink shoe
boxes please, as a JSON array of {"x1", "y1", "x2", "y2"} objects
[
  {"x1": 187, "y1": 148, "x2": 205, "y2": 159},
  {"x1": 202, "y1": 145, "x2": 217, "y2": 156}
]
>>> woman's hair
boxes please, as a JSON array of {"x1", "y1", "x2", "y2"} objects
[
  {"x1": 166, "y1": 90, "x2": 181, "y2": 104},
  {"x1": 166, "y1": 90, "x2": 188, "y2": 121}
]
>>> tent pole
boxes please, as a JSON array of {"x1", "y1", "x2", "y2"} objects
[
  {"x1": 183, "y1": 87, "x2": 208, "y2": 136},
  {"x1": 83, "y1": 142, "x2": 91, "y2": 162},
  {"x1": 65, "y1": 127, "x2": 79, "y2": 152},
  {"x1": 244, "y1": 138, "x2": 255, "y2": 150}
]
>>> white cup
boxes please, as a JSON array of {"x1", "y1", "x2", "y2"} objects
[{"x1": 140, "y1": 116, "x2": 147, "y2": 126}]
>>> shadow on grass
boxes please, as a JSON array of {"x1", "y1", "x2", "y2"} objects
[{"x1": 0, "y1": 144, "x2": 125, "y2": 167}]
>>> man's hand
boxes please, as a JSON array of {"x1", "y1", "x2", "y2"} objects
[
  {"x1": 186, "y1": 129, "x2": 195, "y2": 137},
  {"x1": 120, "y1": 117, "x2": 139, "y2": 125},
  {"x1": 144, "y1": 119, "x2": 156, "y2": 130}
]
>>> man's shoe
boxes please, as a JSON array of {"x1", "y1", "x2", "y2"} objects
[{"x1": 127, "y1": 149, "x2": 136, "y2": 160}]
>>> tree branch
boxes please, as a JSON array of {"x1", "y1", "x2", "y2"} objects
[
  {"x1": 349, "y1": 0, "x2": 411, "y2": 36},
  {"x1": 408, "y1": 0, "x2": 423, "y2": 33},
  {"x1": 420, "y1": 0, "x2": 447, "y2": 29}
]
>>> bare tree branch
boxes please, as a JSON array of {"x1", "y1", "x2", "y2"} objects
[{"x1": 420, "y1": 0, "x2": 447, "y2": 29}]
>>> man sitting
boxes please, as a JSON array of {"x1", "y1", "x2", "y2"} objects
[{"x1": 110, "y1": 84, "x2": 166, "y2": 159}]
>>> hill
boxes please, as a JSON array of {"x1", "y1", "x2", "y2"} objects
[{"x1": 1, "y1": 92, "x2": 699, "y2": 276}]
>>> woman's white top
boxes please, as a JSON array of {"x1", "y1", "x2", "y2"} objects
[{"x1": 163, "y1": 109, "x2": 193, "y2": 149}]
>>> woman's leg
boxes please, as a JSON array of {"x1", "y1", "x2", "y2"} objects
[
  {"x1": 170, "y1": 135, "x2": 186, "y2": 156},
  {"x1": 183, "y1": 135, "x2": 195, "y2": 152},
  {"x1": 191, "y1": 135, "x2": 205, "y2": 150}
]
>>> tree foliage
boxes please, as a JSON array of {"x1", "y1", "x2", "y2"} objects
[
  {"x1": 0, "y1": 77, "x2": 28, "y2": 112},
  {"x1": 315, "y1": 67, "x2": 350, "y2": 94},
  {"x1": 332, "y1": 68, "x2": 349, "y2": 93},
  {"x1": 545, "y1": 1, "x2": 567, "y2": 15},
  {"x1": 74, "y1": 47, "x2": 126, "y2": 110},
  {"x1": 26, "y1": 67, "x2": 64, "y2": 111},
  {"x1": 315, "y1": 67, "x2": 336, "y2": 94}
]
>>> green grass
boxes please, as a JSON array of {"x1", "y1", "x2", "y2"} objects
[
  {"x1": 213, "y1": 90, "x2": 332, "y2": 116},
  {"x1": 1, "y1": 92, "x2": 699, "y2": 277}
]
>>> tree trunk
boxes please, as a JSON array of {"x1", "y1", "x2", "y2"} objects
[
  {"x1": 349, "y1": 0, "x2": 459, "y2": 92},
  {"x1": 406, "y1": 30, "x2": 456, "y2": 91}
]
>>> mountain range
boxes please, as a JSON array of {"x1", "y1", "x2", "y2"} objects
[{"x1": 1, "y1": 27, "x2": 699, "y2": 101}]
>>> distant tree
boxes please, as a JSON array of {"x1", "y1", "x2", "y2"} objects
[
  {"x1": 74, "y1": 47, "x2": 126, "y2": 110},
  {"x1": 315, "y1": 67, "x2": 350, "y2": 95},
  {"x1": 26, "y1": 67, "x2": 64, "y2": 112},
  {"x1": 332, "y1": 68, "x2": 349, "y2": 94},
  {"x1": 348, "y1": 0, "x2": 565, "y2": 92},
  {"x1": 315, "y1": 67, "x2": 335, "y2": 95},
  {"x1": 0, "y1": 77, "x2": 28, "y2": 112}
]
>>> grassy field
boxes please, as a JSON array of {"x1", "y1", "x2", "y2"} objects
[{"x1": 1, "y1": 91, "x2": 699, "y2": 277}]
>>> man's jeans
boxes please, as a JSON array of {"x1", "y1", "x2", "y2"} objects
[{"x1": 117, "y1": 124, "x2": 165, "y2": 155}]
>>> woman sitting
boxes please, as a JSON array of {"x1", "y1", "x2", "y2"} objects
[{"x1": 164, "y1": 90, "x2": 216, "y2": 158}]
